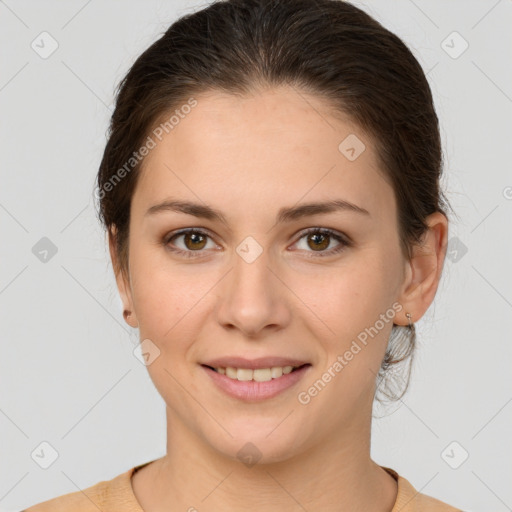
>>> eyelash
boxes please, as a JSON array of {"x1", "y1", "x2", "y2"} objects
[{"x1": 163, "y1": 227, "x2": 352, "y2": 259}]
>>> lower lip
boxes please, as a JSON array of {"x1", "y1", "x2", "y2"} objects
[{"x1": 202, "y1": 364, "x2": 311, "y2": 402}]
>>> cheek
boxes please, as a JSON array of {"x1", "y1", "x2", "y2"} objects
[
  {"x1": 299, "y1": 256, "x2": 397, "y2": 332},
  {"x1": 129, "y1": 248, "x2": 223, "y2": 350},
  {"x1": 298, "y1": 252, "x2": 402, "y2": 389},
  {"x1": 136, "y1": 278, "x2": 200, "y2": 340},
  {"x1": 130, "y1": 261, "x2": 208, "y2": 392}
]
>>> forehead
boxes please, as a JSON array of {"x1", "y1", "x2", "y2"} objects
[{"x1": 133, "y1": 86, "x2": 394, "y2": 222}]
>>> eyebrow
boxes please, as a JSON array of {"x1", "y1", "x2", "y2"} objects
[{"x1": 145, "y1": 198, "x2": 370, "y2": 223}]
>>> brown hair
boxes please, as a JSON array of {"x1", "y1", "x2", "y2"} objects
[{"x1": 95, "y1": 0, "x2": 452, "y2": 403}]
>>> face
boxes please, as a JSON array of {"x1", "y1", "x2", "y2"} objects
[{"x1": 115, "y1": 86, "x2": 411, "y2": 463}]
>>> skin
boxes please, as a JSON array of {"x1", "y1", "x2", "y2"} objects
[{"x1": 110, "y1": 85, "x2": 448, "y2": 511}]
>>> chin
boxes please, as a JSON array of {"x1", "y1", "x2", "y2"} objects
[{"x1": 203, "y1": 421, "x2": 308, "y2": 467}]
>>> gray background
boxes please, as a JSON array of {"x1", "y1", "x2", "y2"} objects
[{"x1": 1, "y1": 1, "x2": 511, "y2": 511}]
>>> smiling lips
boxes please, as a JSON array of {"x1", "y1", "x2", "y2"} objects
[
  {"x1": 201, "y1": 356, "x2": 312, "y2": 401},
  {"x1": 208, "y1": 365, "x2": 304, "y2": 382},
  {"x1": 202, "y1": 356, "x2": 309, "y2": 381},
  {"x1": 202, "y1": 356, "x2": 310, "y2": 369}
]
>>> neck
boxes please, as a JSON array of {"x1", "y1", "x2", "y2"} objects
[{"x1": 132, "y1": 407, "x2": 398, "y2": 512}]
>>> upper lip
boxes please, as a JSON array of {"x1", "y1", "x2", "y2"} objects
[{"x1": 201, "y1": 356, "x2": 310, "y2": 370}]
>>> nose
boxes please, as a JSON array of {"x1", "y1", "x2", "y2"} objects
[{"x1": 215, "y1": 244, "x2": 291, "y2": 338}]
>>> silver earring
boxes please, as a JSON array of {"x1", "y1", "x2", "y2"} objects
[{"x1": 405, "y1": 312, "x2": 413, "y2": 328}]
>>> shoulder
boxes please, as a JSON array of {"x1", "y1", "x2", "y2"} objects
[
  {"x1": 22, "y1": 466, "x2": 140, "y2": 512},
  {"x1": 382, "y1": 466, "x2": 462, "y2": 512}
]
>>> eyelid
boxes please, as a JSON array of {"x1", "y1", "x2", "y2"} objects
[
  {"x1": 164, "y1": 227, "x2": 221, "y2": 251},
  {"x1": 163, "y1": 226, "x2": 351, "y2": 258},
  {"x1": 292, "y1": 226, "x2": 351, "y2": 244},
  {"x1": 289, "y1": 227, "x2": 351, "y2": 257},
  {"x1": 164, "y1": 227, "x2": 217, "y2": 243}
]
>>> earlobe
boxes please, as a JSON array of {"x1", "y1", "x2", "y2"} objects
[
  {"x1": 123, "y1": 308, "x2": 139, "y2": 328},
  {"x1": 396, "y1": 212, "x2": 449, "y2": 326},
  {"x1": 108, "y1": 226, "x2": 139, "y2": 328}
]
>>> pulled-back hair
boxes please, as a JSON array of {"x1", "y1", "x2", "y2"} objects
[{"x1": 95, "y1": 0, "x2": 452, "y2": 403}]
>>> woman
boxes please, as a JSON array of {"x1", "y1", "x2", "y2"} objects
[{"x1": 24, "y1": 0, "x2": 461, "y2": 510}]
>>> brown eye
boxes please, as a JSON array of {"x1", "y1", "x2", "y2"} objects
[
  {"x1": 164, "y1": 229, "x2": 217, "y2": 258},
  {"x1": 292, "y1": 228, "x2": 351, "y2": 258},
  {"x1": 182, "y1": 231, "x2": 207, "y2": 250},
  {"x1": 306, "y1": 232, "x2": 330, "y2": 251}
]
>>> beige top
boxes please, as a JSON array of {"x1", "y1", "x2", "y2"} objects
[{"x1": 23, "y1": 462, "x2": 462, "y2": 511}]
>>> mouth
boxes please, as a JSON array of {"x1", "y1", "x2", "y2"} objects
[
  {"x1": 200, "y1": 363, "x2": 312, "y2": 401},
  {"x1": 202, "y1": 363, "x2": 310, "y2": 382}
]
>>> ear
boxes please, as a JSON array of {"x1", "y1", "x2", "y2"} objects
[
  {"x1": 108, "y1": 226, "x2": 139, "y2": 328},
  {"x1": 396, "y1": 212, "x2": 448, "y2": 326}
]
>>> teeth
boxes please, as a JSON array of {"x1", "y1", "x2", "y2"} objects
[
  {"x1": 214, "y1": 365, "x2": 301, "y2": 381},
  {"x1": 271, "y1": 367, "x2": 283, "y2": 378}
]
